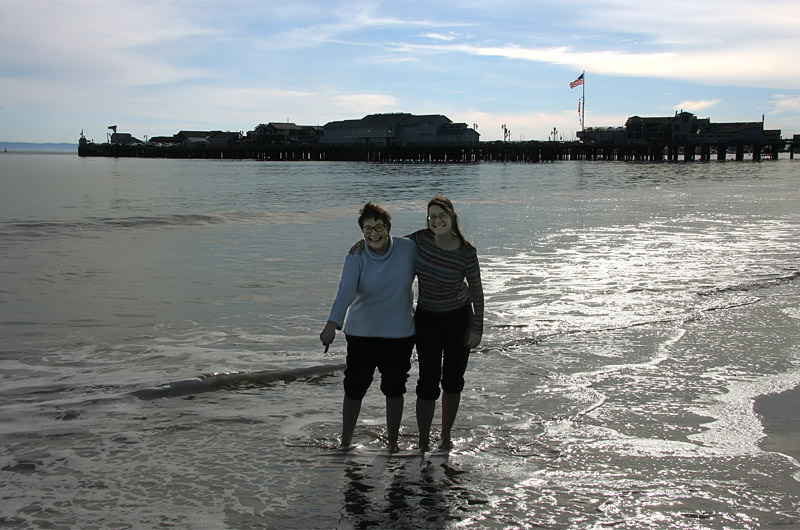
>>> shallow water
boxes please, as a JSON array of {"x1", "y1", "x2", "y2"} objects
[{"x1": 1, "y1": 153, "x2": 799, "y2": 528}]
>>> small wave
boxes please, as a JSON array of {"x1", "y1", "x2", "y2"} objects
[
  {"x1": 97, "y1": 214, "x2": 225, "y2": 229},
  {"x1": 699, "y1": 270, "x2": 800, "y2": 296},
  {"x1": 1, "y1": 214, "x2": 226, "y2": 239},
  {"x1": 129, "y1": 363, "x2": 346, "y2": 401},
  {"x1": 2, "y1": 220, "x2": 86, "y2": 238},
  {"x1": 1, "y1": 209, "x2": 319, "y2": 241},
  {"x1": 490, "y1": 296, "x2": 763, "y2": 352}
]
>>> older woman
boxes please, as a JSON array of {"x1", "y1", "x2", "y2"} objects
[{"x1": 320, "y1": 201, "x2": 416, "y2": 451}]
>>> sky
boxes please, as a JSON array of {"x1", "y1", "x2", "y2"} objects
[{"x1": 1, "y1": 0, "x2": 799, "y2": 143}]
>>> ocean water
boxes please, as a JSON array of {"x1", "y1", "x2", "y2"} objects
[{"x1": 1, "y1": 152, "x2": 799, "y2": 529}]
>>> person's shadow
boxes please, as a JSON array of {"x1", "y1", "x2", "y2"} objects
[{"x1": 340, "y1": 454, "x2": 475, "y2": 528}]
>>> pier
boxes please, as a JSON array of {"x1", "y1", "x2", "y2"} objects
[{"x1": 78, "y1": 138, "x2": 793, "y2": 162}]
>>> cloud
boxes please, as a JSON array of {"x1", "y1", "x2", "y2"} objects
[
  {"x1": 332, "y1": 94, "x2": 400, "y2": 113},
  {"x1": 393, "y1": 40, "x2": 799, "y2": 89},
  {"x1": 674, "y1": 99, "x2": 721, "y2": 113},
  {"x1": 0, "y1": 1, "x2": 214, "y2": 86},
  {"x1": 422, "y1": 32, "x2": 458, "y2": 41},
  {"x1": 770, "y1": 95, "x2": 800, "y2": 114},
  {"x1": 264, "y1": 5, "x2": 471, "y2": 50},
  {"x1": 379, "y1": 0, "x2": 800, "y2": 90}
]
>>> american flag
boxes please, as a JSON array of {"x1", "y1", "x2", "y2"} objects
[{"x1": 570, "y1": 73, "x2": 584, "y2": 89}]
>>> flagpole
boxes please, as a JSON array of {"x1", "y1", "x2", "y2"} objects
[
  {"x1": 581, "y1": 71, "x2": 585, "y2": 132},
  {"x1": 570, "y1": 71, "x2": 586, "y2": 132}
]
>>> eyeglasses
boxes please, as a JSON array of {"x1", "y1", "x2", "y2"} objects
[
  {"x1": 362, "y1": 223, "x2": 386, "y2": 233},
  {"x1": 427, "y1": 213, "x2": 450, "y2": 222}
]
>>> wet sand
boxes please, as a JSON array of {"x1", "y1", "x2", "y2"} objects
[{"x1": 755, "y1": 384, "x2": 800, "y2": 462}]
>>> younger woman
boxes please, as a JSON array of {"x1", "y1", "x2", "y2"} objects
[{"x1": 409, "y1": 195, "x2": 484, "y2": 450}]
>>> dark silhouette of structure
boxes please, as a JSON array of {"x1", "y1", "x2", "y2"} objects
[{"x1": 78, "y1": 111, "x2": 793, "y2": 162}]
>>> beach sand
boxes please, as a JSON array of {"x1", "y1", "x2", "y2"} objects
[{"x1": 755, "y1": 384, "x2": 800, "y2": 462}]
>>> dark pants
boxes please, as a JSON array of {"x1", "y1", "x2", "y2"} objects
[
  {"x1": 343, "y1": 335, "x2": 414, "y2": 400},
  {"x1": 415, "y1": 304, "x2": 472, "y2": 401}
]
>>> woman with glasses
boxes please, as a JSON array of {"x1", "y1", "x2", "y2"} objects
[
  {"x1": 409, "y1": 195, "x2": 484, "y2": 451},
  {"x1": 320, "y1": 201, "x2": 417, "y2": 452}
]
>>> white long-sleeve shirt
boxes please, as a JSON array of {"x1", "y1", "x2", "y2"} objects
[{"x1": 327, "y1": 236, "x2": 416, "y2": 338}]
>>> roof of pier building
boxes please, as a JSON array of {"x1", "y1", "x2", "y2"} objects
[
  {"x1": 319, "y1": 113, "x2": 478, "y2": 145},
  {"x1": 177, "y1": 131, "x2": 213, "y2": 140},
  {"x1": 207, "y1": 131, "x2": 241, "y2": 145},
  {"x1": 251, "y1": 122, "x2": 322, "y2": 143},
  {"x1": 398, "y1": 114, "x2": 451, "y2": 126},
  {"x1": 109, "y1": 132, "x2": 144, "y2": 145},
  {"x1": 625, "y1": 115, "x2": 671, "y2": 126},
  {"x1": 174, "y1": 130, "x2": 220, "y2": 147},
  {"x1": 360, "y1": 113, "x2": 413, "y2": 127},
  {"x1": 259, "y1": 122, "x2": 303, "y2": 132},
  {"x1": 148, "y1": 137, "x2": 175, "y2": 144}
]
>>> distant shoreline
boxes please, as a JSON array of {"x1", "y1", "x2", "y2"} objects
[{"x1": 1, "y1": 142, "x2": 77, "y2": 152}]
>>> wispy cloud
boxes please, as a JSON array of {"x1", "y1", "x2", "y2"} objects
[
  {"x1": 674, "y1": 100, "x2": 721, "y2": 113},
  {"x1": 770, "y1": 95, "x2": 800, "y2": 114},
  {"x1": 422, "y1": 33, "x2": 458, "y2": 42},
  {"x1": 333, "y1": 94, "x2": 400, "y2": 113},
  {"x1": 0, "y1": 1, "x2": 214, "y2": 85},
  {"x1": 376, "y1": 0, "x2": 800, "y2": 89},
  {"x1": 266, "y1": 5, "x2": 471, "y2": 49},
  {"x1": 391, "y1": 40, "x2": 799, "y2": 89}
]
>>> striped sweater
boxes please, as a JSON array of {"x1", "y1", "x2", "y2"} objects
[{"x1": 407, "y1": 229, "x2": 484, "y2": 335}]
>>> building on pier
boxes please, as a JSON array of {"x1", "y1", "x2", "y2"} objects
[
  {"x1": 251, "y1": 122, "x2": 322, "y2": 145},
  {"x1": 319, "y1": 113, "x2": 479, "y2": 146},
  {"x1": 578, "y1": 111, "x2": 781, "y2": 146},
  {"x1": 108, "y1": 132, "x2": 144, "y2": 145}
]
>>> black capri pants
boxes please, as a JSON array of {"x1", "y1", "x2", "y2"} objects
[
  {"x1": 415, "y1": 304, "x2": 473, "y2": 401},
  {"x1": 343, "y1": 335, "x2": 414, "y2": 400}
]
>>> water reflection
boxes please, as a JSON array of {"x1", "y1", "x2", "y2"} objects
[
  {"x1": 571, "y1": 159, "x2": 785, "y2": 190},
  {"x1": 340, "y1": 455, "x2": 477, "y2": 529}
]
